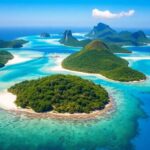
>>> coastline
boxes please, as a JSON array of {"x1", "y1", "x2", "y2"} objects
[
  {"x1": 6, "y1": 54, "x2": 32, "y2": 66},
  {"x1": 0, "y1": 90, "x2": 17, "y2": 110},
  {"x1": 49, "y1": 54, "x2": 114, "y2": 82},
  {"x1": 0, "y1": 53, "x2": 145, "y2": 120},
  {"x1": 0, "y1": 90, "x2": 114, "y2": 120},
  {"x1": 49, "y1": 54, "x2": 146, "y2": 84},
  {"x1": 0, "y1": 53, "x2": 115, "y2": 120}
]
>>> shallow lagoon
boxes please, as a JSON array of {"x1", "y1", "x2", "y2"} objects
[{"x1": 0, "y1": 34, "x2": 150, "y2": 150}]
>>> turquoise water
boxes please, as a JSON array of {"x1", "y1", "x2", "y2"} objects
[{"x1": 0, "y1": 34, "x2": 150, "y2": 150}]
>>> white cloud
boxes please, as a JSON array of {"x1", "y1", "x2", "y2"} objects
[{"x1": 92, "y1": 9, "x2": 135, "y2": 19}]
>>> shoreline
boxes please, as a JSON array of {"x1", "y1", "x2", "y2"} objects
[
  {"x1": 0, "y1": 90, "x2": 114, "y2": 120},
  {"x1": 0, "y1": 53, "x2": 115, "y2": 120},
  {"x1": 0, "y1": 53, "x2": 145, "y2": 120},
  {"x1": 12, "y1": 98, "x2": 114, "y2": 120},
  {"x1": 6, "y1": 54, "x2": 32, "y2": 66},
  {"x1": 49, "y1": 54, "x2": 146, "y2": 84},
  {"x1": 0, "y1": 90, "x2": 17, "y2": 110},
  {"x1": 6, "y1": 50, "x2": 45, "y2": 66},
  {"x1": 49, "y1": 54, "x2": 114, "y2": 82}
]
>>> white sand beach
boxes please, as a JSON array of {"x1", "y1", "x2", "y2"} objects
[
  {"x1": 48, "y1": 54, "x2": 146, "y2": 84},
  {"x1": 0, "y1": 90, "x2": 17, "y2": 110},
  {"x1": 122, "y1": 56, "x2": 150, "y2": 61},
  {"x1": 48, "y1": 54, "x2": 113, "y2": 82},
  {"x1": 0, "y1": 90, "x2": 114, "y2": 120},
  {"x1": 0, "y1": 53, "x2": 146, "y2": 119},
  {"x1": 38, "y1": 39, "x2": 61, "y2": 45},
  {"x1": 7, "y1": 54, "x2": 32, "y2": 65},
  {"x1": 6, "y1": 50, "x2": 45, "y2": 66},
  {"x1": 0, "y1": 52, "x2": 114, "y2": 119}
]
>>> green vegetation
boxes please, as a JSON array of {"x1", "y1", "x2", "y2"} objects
[
  {"x1": 87, "y1": 23, "x2": 150, "y2": 46},
  {"x1": 87, "y1": 23, "x2": 117, "y2": 39},
  {"x1": 0, "y1": 50, "x2": 13, "y2": 68},
  {"x1": 60, "y1": 30, "x2": 131, "y2": 53},
  {"x1": 59, "y1": 30, "x2": 92, "y2": 47},
  {"x1": 102, "y1": 67, "x2": 146, "y2": 82},
  {"x1": 8, "y1": 74, "x2": 109, "y2": 113},
  {"x1": 62, "y1": 40, "x2": 146, "y2": 82},
  {"x1": 0, "y1": 39, "x2": 27, "y2": 48},
  {"x1": 107, "y1": 44, "x2": 131, "y2": 53}
]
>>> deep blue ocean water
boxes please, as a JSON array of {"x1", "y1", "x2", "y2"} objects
[
  {"x1": 0, "y1": 28, "x2": 150, "y2": 150},
  {"x1": 0, "y1": 27, "x2": 150, "y2": 40},
  {"x1": 0, "y1": 27, "x2": 90, "y2": 40}
]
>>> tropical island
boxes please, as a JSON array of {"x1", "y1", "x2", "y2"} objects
[
  {"x1": 0, "y1": 39, "x2": 28, "y2": 48},
  {"x1": 0, "y1": 50, "x2": 14, "y2": 68},
  {"x1": 8, "y1": 74, "x2": 109, "y2": 114},
  {"x1": 59, "y1": 30, "x2": 131, "y2": 53},
  {"x1": 62, "y1": 40, "x2": 146, "y2": 82},
  {"x1": 40, "y1": 33, "x2": 50, "y2": 38},
  {"x1": 86, "y1": 23, "x2": 150, "y2": 46},
  {"x1": 59, "y1": 30, "x2": 91, "y2": 47}
]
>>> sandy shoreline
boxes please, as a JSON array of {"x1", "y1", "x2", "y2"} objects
[
  {"x1": 0, "y1": 90, "x2": 114, "y2": 120},
  {"x1": 49, "y1": 54, "x2": 146, "y2": 84},
  {"x1": 0, "y1": 86, "x2": 114, "y2": 120},
  {"x1": 122, "y1": 56, "x2": 150, "y2": 61},
  {"x1": 49, "y1": 54, "x2": 113, "y2": 82},
  {"x1": 1, "y1": 53, "x2": 145, "y2": 120},
  {"x1": 12, "y1": 99, "x2": 114, "y2": 120},
  {"x1": 7, "y1": 54, "x2": 32, "y2": 65},
  {"x1": 0, "y1": 53, "x2": 114, "y2": 120},
  {"x1": 0, "y1": 90, "x2": 17, "y2": 110}
]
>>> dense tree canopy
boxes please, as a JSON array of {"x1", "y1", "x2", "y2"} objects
[
  {"x1": 62, "y1": 40, "x2": 146, "y2": 82},
  {"x1": 0, "y1": 39, "x2": 27, "y2": 48},
  {"x1": 59, "y1": 30, "x2": 131, "y2": 53},
  {"x1": 87, "y1": 23, "x2": 150, "y2": 46},
  {"x1": 0, "y1": 50, "x2": 13, "y2": 68},
  {"x1": 8, "y1": 75, "x2": 109, "y2": 113}
]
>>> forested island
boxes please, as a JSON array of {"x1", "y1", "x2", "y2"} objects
[
  {"x1": 0, "y1": 39, "x2": 27, "y2": 48},
  {"x1": 62, "y1": 40, "x2": 146, "y2": 82},
  {"x1": 0, "y1": 50, "x2": 13, "y2": 68},
  {"x1": 59, "y1": 30, "x2": 91, "y2": 47},
  {"x1": 40, "y1": 33, "x2": 50, "y2": 38},
  {"x1": 59, "y1": 30, "x2": 131, "y2": 53},
  {"x1": 8, "y1": 75, "x2": 109, "y2": 113},
  {"x1": 59, "y1": 22, "x2": 149, "y2": 53},
  {"x1": 87, "y1": 23, "x2": 150, "y2": 46}
]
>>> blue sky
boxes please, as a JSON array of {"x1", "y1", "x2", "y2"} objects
[{"x1": 0, "y1": 0, "x2": 150, "y2": 29}]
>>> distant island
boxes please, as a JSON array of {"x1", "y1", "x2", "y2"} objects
[
  {"x1": 62, "y1": 40, "x2": 146, "y2": 82},
  {"x1": 59, "y1": 30, "x2": 91, "y2": 47},
  {"x1": 40, "y1": 33, "x2": 50, "y2": 38},
  {"x1": 59, "y1": 30, "x2": 131, "y2": 53},
  {"x1": 8, "y1": 74, "x2": 109, "y2": 113},
  {"x1": 0, "y1": 39, "x2": 28, "y2": 48},
  {"x1": 0, "y1": 50, "x2": 13, "y2": 68},
  {"x1": 86, "y1": 23, "x2": 150, "y2": 46},
  {"x1": 59, "y1": 23, "x2": 150, "y2": 52}
]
